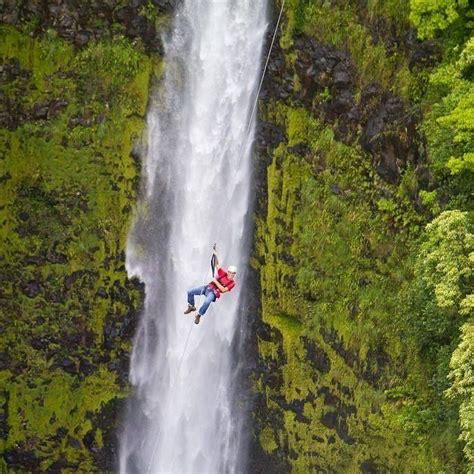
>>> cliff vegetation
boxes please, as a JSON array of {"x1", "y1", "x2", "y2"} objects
[
  {"x1": 0, "y1": 1, "x2": 171, "y2": 470},
  {"x1": 251, "y1": 0, "x2": 473, "y2": 472}
]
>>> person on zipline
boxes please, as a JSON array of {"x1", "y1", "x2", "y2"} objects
[{"x1": 184, "y1": 251, "x2": 237, "y2": 325}]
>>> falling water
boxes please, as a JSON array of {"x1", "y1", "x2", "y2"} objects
[{"x1": 119, "y1": 1, "x2": 267, "y2": 472}]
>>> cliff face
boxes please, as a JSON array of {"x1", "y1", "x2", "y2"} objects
[
  {"x1": 250, "y1": 1, "x2": 472, "y2": 472},
  {"x1": 0, "y1": 1, "x2": 172, "y2": 471},
  {"x1": 1, "y1": 1, "x2": 472, "y2": 472}
]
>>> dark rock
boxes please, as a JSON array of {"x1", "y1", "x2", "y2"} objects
[
  {"x1": 119, "y1": 310, "x2": 137, "y2": 339},
  {"x1": 83, "y1": 429, "x2": 100, "y2": 454},
  {"x1": 302, "y1": 337, "x2": 330, "y2": 373},
  {"x1": 74, "y1": 30, "x2": 91, "y2": 47},
  {"x1": 287, "y1": 398, "x2": 310, "y2": 424},
  {"x1": 48, "y1": 456, "x2": 77, "y2": 471},
  {"x1": 151, "y1": 0, "x2": 179, "y2": 12},
  {"x1": 0, "y1": 59, "x2": 29, "y2": 83},
  {"x1": 84, "y1": 330, "x2": 96, "y2": 348},
  {"x1": 0, "y1": 351, "x2": 11, "y2": 370},
  {"x1": 294, "y1": 37, "x2": 354, "y2": 105},
  {"x1": 320, "y1": 407, "x2": 355, "y2": 445},
  {"x1": 32, "y1": 103, "x2": 49, "y2": 120},
  {"x1": 361, "y1": 346, "x2": 390, "y2": 387},
  {"x1": 320, "y1": 411, "x2": 338, "y2": 430},
  {"x1": 21, "y1": 0, "x2": 48, "y2": 21},
  {"x1": 90, "y1": 397, "x2": 126, "y2": 471},
  {"x1": 0, "y1": 409, "x2": 8, "y2": 439},
  {"x1": 58, "y1": 357, "x2": 76, "y2": 374},
  {"x1": 262, "y1": 364, "x2": 282, "y2": 390},
  {"x1": 409, "y1": 39, "x2": 440, "y2": 70},
  {"x1": 63, "y1": 330, "x2": 82, "y2": 346},
  {"x1": 3, "y1": 446, "x2": 40, "y2": 471},
  {"x1": 79, "y1": 358, "x2": 97, "y2": 376},
  {"x1": 23, "y1": 254, "x2": 45, "y2": 265},
  {"x1": 256, "y1": 321, "x2": 274, "y2": 342},
  {"x1": 333, "y1": 69, "x2": 351, "y2": 89},
  {"x1": 287, "y1": 143, "x2": 310, "y2": 156},
  {"x1": 256, "y1": 121, "x2": 285, "y2": 153},
  {"x1": 359, "y1": 88, "x2": 420, "y2": 185},
  {"x1": 30, "y1": 336, "x2": 48, "y2": 350},
  {"x1": 415, "y1": 163, "x2": 432, "y2": 189},
  {"x1": 103, "y1": 322, "x2": 118, "y2": 349},
  {"x1": 318, "y1": 386, "x2": 340, "y2": 407},
  {"x1": 129, "y1": 0, "x2": 147, "y2": 8},
  {"x1": 327, "y1": 90, "x2": 354, "y2": 115},
  {"x1": 330, "y1": 184, "x2": 342, "y2": 195},
  {"x1": 48, "y1": 99, "x2": 68, "y2": 119},
  {"x1": 46, "y1": 243, "x2": 68, "y2": 264},
  {"x1": 320, "y1": 327, "x2": 358, "y2": 369},
  {"x1": 21, "y1": 280, "x2": 41, "y2": 298},
  {"x1": 49, "y1": 4, "x2": 79, "y2": 40},
  {"x1": 360, "y1": 458, "x2": 384, "y2": 473},
  {"x1": 67, "y1": 436, "x2": 82, "y2": 449},
  {"x1": 64, "y1": 271, "x2": 84, "y2": 290},
  {"x1": 1, "y1": 0, "x2": 20, "y2": 25}
]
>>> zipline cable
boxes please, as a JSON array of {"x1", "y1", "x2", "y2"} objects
[
  {"x1": 144, "y1": 1, "x2": 285, "y2": 472},
  {"x1": 239, "y1": 0, "x2": 285, "y2": 168}
]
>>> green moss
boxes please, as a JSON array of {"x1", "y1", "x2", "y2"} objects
[
  {"x1": 281, "y1": 1, "x2": 413, "y2": 98},
  {"x1": 0, "y1": 24, "x2": 157, "y2": 470},
  {"x1": 254, "y1": 95, "x2": 458, "y2": 470},
  {"x1": 6, "y1": 368, "x2": 118, "y2": 448},
  {"x1": 259, "y1": 427, "x2": 278, "y2": 454}
]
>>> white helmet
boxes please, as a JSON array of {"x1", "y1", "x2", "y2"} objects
[{"x1": 228, "y1": 265, "x2": 237, "y2": 274}]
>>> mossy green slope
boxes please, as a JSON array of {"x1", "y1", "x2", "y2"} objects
[
  {"x1": 252, "y1": 0, "x2": 472, "y2": 471},
  {"x1": 0, "y1": 23, "x2": 158, "y2": 471},
  {"x1": 255, "y1": 105, "x2": 445, "y2": 472}
]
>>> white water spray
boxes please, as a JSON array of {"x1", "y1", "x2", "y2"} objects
[{"x1": 119, "y1": 1, "x2": 267, "y2": 473}]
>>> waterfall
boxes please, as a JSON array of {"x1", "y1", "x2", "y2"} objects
[{"x1": 119, "y1": 1, "x2": 267, "y2": 472}]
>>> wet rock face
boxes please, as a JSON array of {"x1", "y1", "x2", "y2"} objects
[
  {"x1": 252, "y1": 14, "x2": 432, "y2": 469},
  {"x1": 261, "y1": 34, "x2": 425, "y2": 185},
  {"x1": 302, "y1": 336, "x2": 330, "y2": 373},
  {"x1": 3, "y1": 447, "x2": 41, "y2": 472},
  {"x1": 359, "y1": 83, "x2": 421, "y2": 184},
  {"x1": 1, "y1": 0, "x2": 168, "y2": 52},
  {"x1": 0, "y1": 59, "x2": 69, "y2": 130},
  {"x1": 293, "y1": 37, "x2": 357, "y2": 132},
  {"x1": 1, "y1": 3, "x2": 164, "y2": 469}
]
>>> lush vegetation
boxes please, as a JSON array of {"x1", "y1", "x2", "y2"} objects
[
  {"x1": 0, "y1": 21, "x2": 159, "y2": 470},
  {"x1": 1, "y1": 0, "x2": 472, "y2": 472},
  {"x1": 253, "y1": 0, "x2": 473, "y2": 471}
]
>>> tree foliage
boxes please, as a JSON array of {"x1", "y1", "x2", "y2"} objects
[
  {"x1": 446, "y1": 319, "x2": 474, "y2": 470},
  {"x1": 424, "y1": 39, "x2": 474, "y2": 177},
  {"x1": 416, "y1": 210, "x2": 473, "y2": 311},
  {"x1": 409, "y1": 0, "x2": 469, "y2": 39}
]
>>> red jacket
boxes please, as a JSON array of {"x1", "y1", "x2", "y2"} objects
[{"x1": 209, "y1": 268, "x2": 236, "y2": 299}]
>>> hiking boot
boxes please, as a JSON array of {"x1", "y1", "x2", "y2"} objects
[
  {"x1": 194, "y1": 314, "x2": 201, "y2": 325},
  {"x1": 184, "y1": 304, "x2": 196, "y2": 314}
]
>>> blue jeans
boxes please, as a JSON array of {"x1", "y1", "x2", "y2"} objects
[{"x1": 187, "y1": 285, "x2": 216, "y2": 316}]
